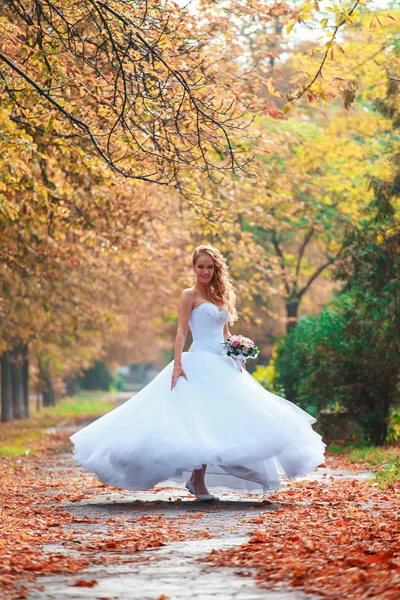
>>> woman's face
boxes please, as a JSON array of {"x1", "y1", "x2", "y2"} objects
[{"x1": 193, "y1": 253, "x2": 215, "y2": 285}]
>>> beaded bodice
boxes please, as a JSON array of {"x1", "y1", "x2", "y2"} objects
[{"x1": 188, "y1": 301, "x2": 229, "y2": 355}]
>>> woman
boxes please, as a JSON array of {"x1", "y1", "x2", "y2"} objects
[{"x1": 70, "y1": 244, "x2": 325, "y2": 500}]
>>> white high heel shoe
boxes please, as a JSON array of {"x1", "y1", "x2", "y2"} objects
[{"x1": 185, "y1": 480, "x2": 219, "y2": 501}]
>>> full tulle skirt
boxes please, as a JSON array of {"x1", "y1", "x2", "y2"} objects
[{"x1": 70, "y1": 351, "x2": 326, "y2": 493}]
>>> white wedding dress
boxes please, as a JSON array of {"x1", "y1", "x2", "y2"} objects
[{"x1": 70, "y1": 302, "x2": 325, "y2": 493}]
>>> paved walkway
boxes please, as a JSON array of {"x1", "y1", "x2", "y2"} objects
[{"x1": 28, "y1": 435, "x2": 373, "y2": 600}]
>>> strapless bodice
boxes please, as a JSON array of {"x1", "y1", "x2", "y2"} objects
[{"x1": 188, "y1": 302, "x2": 229, "y2": 355}]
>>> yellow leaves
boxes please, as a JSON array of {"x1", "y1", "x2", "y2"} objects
[
  {"x1": 283, "y1": 103, "x2": 294, "y2": 115},
  {"x1": 333, "y1": 77, "x2": 360, "y2": 110},
  {"x1": 299, "y1": 2, "x2": 316, "y2": 14},
  {"x1": 44, "y1": 115, "x2": 56, "y2": 134},
  {"x1": 266, "y1": 78, "x2": 284, "y2": 99},
  {"x1": 324, "y1": 39, "x2": 346, "y2": 61},
  {"x1": 336, "y1": 42, "x2": 345, "y2": 54},
  {"x1": 0, "y1": 198, "x2": 19, "y2": 221},
  {"x1": 320, "y1": 17, "x2": 329, "y2": 30},
  {"x1": 266, "y1": 78, "x2": 274, "y2": 96},
  {"x1": 289, "y1": 7, "x2": 398, "y2": 108},
  {"x1": 368, "y1": 13, "x2": 392, "y2": 30},
  {"x1": 286, "y1": 20, "x2": 297, "y2": 35}
]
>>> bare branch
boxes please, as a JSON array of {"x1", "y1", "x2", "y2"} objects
[
  {"x1": 298, "y1": 258, "x2": 335, "y2": 299},
  {"x1": 294, "y1": 227, "x2": 314, "y2": 286},
  {"x1": 1, "y1": 0, "x2": 251, "y2": 184}
]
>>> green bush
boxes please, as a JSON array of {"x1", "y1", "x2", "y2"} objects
[
  {"x1": 375, "y1": 457, "x2": 400, "y2": 488},
  {"x1": 264, "y1": 78, "x2": 400, "y2": 446},
  {"x1": 80, "y1": 361, "x2": 123, "y2": 391},
  {"x1": 386, "y1": 407, "x2": 400, "y2": 444},
  {"x1": 274, "y1": 291, "x2": 400, "y2": 444}
]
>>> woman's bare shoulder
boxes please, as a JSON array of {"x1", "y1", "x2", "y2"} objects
[
  {"x1": 181, "y1": 287, "x2": 197, "y2": 299},
  {"x1": 179, "y1": 287, "x2": 197, "y2": 307}
]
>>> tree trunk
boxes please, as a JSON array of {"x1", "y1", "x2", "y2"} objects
[
  {"x1": 10, "y1": 347, "x2": 26, "y2": 419},
  {"x1": 22, "y1": 344, "x2": 29, "y2": 418},
  {"x1": 42, "y1": 383, "x2": 55, "y2": 407},
  {"x1": 42, "y1": 370, "x2": 55, "y2": 407},
  {"x1": 369, "y1": 416, "x2": 388, "y2": 446},
  {"x1": 367, "y1": 394, "x2": 391, "y2": 446},
  {"x1": 38, "y1": 356, "x2": 55, "y2": 407},
  {"x1": 36, "y1": 390, "x2": 42, "y2": 412},
  {"x1": 1, "y1": 351, "x2": 13, "y2": 422},
  {"x1": 65, "y1": 377, "x2": 80, "y2": 397},
  {"x1": 286, "y1": 299, "x2": 300, "y2": 333}
]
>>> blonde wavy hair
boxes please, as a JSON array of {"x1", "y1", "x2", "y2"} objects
[{"x1": 192, "y1": 245, "x2": 238, "y2": 325}]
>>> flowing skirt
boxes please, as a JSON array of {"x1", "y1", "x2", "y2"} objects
[{"x1": 70, "y1": 351, "x2": 326, "y2": 493}]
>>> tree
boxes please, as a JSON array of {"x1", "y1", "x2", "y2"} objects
[
  {"x1": 273, "y1": 75, "x2": 400, "y2": 444},
  {"x1": 1, "y1": 1, "x2": 398, "y2": 421},
  {"x1": 168, "y1": 5, "x2": 399, "y2": 335},
  {"x1": 0, "y1": 102, "x2": 185, "y2": 419},
  {"x1": 197, "y1": 0, "x2": 397, "y2": 112},
  {"x1": 0, "y1": 0, "x2": 252, "y2": 184}
]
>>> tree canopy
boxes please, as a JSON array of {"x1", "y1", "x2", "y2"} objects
[{"x1": 1, "y1": 0, "x2": 399, "y2": 425}]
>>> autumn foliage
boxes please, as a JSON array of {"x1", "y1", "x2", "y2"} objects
[
  {"x1": 1, "y1": 421, "x2": 399, "y2": 599},
  {"x1": 204, "y1": 478, "x2": 400, "y2": 599},
  {"x1": 0, "y1": 426, "x2": 214, "y2": 599},
  {"x1": 0, "y1": 2, "x2": 399, "y2": 446}
]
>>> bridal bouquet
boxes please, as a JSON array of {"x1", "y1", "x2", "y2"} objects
[{"x1": 222, "y1": 335, "x2": 259, "y2": 371}]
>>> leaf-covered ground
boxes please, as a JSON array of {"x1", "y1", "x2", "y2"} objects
[
  {"x1": 203, "y1": 478, "x2": 400, "y2": 599},
  {"x1": 1, "y1": 414, "x2": 399, "y2": 599},
  {"x1": 0, "y1": 429, "x2": 209, "y2": 599}
]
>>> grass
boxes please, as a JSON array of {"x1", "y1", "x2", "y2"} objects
[
  {"x1": 348, "y1": 446, "x2": 400, "y2": 488},
  {"x1": 0, "y1": 391, "x2": 115, "y2": 457},
  {"x1": 327, "y1": 442, "x2": 400, "y2": 488},
  {"x1": 0, "y1": 424, "x2": 47, "y2": 458},
  {"x1": 375, "y1": 457, "x2": 400, "y2": 488},
  {"x1": 44, "y1": 392, "x2": 115, "y2": 416},
  {"x1": 347, "y1": 446, "x2": 396, "y2": 466},
  {"x1": 0, "y1": 428, "x2": 43, "y2": 457},
  {"x1": 328, "y1": 442, "x2": 399, "y2": 467}
]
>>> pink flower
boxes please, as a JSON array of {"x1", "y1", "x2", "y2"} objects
[
  {"x1": 227, "y1": 334, "x2": 256, "y2": 352},
  {"x1": 242, "y1": 337, "x2": 254, "y2": 348}
]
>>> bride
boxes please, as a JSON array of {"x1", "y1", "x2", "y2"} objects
[{"x1": 70, "y1": 244, "x2": 325, "y2": 500}]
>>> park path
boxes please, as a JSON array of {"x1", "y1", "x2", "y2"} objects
[{"x1": 25, "y1": 419, "x2": 372, "y2": 600}]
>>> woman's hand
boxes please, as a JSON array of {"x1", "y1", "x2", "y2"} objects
[
  {"x1": 238, "y1": 359, "x2": 247, "y2": 371},
  {"x1": 230, "y1": 357, "x2": 247, "y2": 371},
  {"x1": 170, "y1": 364, "x2": 188, "y2": 390}
]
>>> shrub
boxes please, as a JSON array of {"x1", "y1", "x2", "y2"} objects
[
  {"x1": 253, "y1": 345, "x2": 285, "y2": 397},
  {"x1": 80, "y1": 361, "x2": 115, "y2": 391},
  {"x1": 274, "y1": 291, "x2": 400, "y2": 445}
]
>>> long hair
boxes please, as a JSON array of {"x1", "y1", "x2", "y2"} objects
[{"x1": 192, "y1": 245, "x2": 238, "y2": 325}]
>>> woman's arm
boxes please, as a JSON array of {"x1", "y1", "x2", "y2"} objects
[
  {"x1": 173, "y1": 290, "x2": 193, "y2": 366},
  {"x1": 171, "y1": 290, "x2": 193, "y2": 390},
  {"x1": 223, "y1": 323, "x2": 231, "y2": 339}
]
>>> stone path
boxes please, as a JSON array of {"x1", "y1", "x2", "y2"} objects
[{"x1": 28, "y1": 438, "x2": 373, "y2": 600}]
